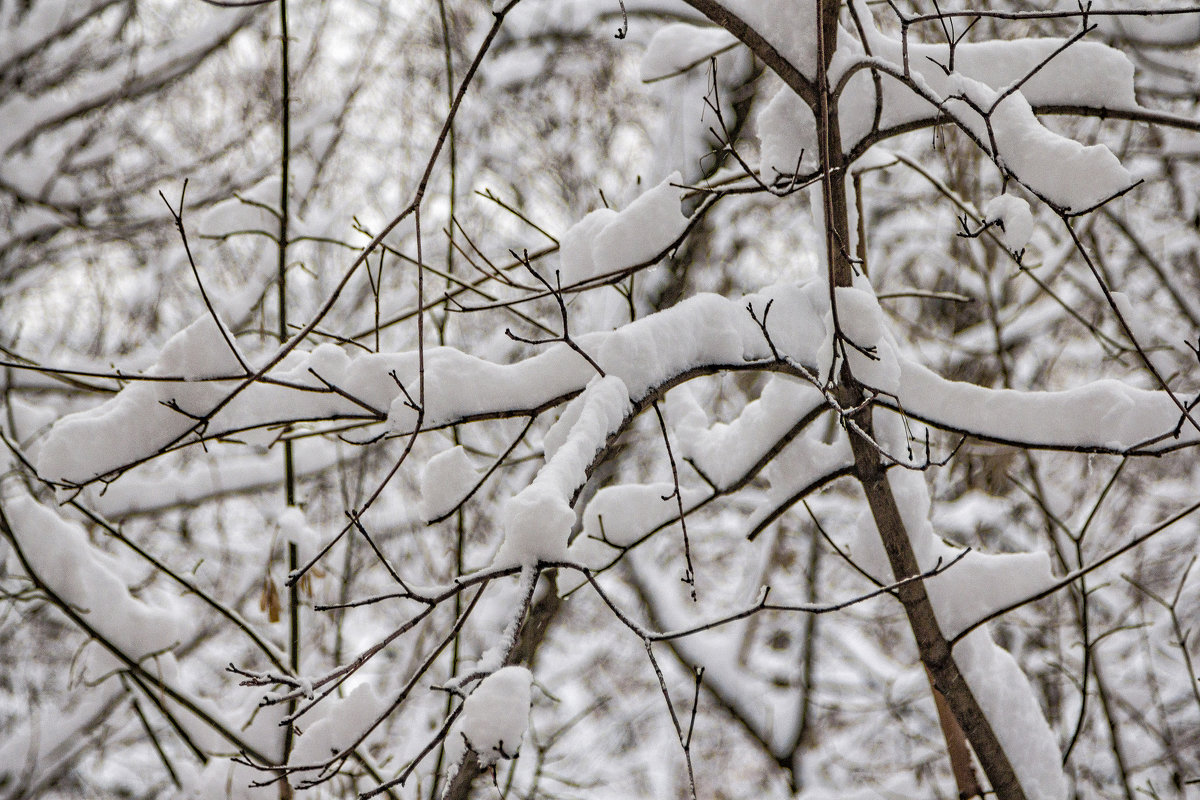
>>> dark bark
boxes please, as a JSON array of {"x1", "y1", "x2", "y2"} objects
[{"x1": 813, "y1": 2, "x2": 1026, "y2": 797}]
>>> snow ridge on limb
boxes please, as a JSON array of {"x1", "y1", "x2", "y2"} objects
[
  {"x1": 32, "y1": 282, "x2": 822, "y2": 488},
  {"x1": 493, "y1": 376, "x2": 631, "y2": 568},
  {"x1": 558, "y1": 171, "x2": 690, "y2": 287},
  {"x1": 640, "y1": 23, "x2": 739, "y2": 83},
  {"x1": 0, "y1": 492, "x2": 285, "y2": 768},
  {"x1": 940, "y1": 73, "x2": 1133, "y2": 212},
  {"x1": 889, "y1": 358, "x2": 1197, "y2": 454},
  {"x1": 36, "y1": 277, "x2": 1199, "y2": 491},
  {"x1": 5, "y1": 494, "x2": 182, "y2": 660}
]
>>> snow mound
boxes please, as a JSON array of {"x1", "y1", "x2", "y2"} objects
[{"x1": 445, "y1": 666, "x2": 533, "y2": 769}]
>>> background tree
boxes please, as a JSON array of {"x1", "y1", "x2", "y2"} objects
[{"x1": 2, "y1": 1, "x2": 1199, "y2": 799}]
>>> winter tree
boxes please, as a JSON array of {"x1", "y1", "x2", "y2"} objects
[{"x1": 2, "y1": 1, "x2": 1199, "y2": 799}]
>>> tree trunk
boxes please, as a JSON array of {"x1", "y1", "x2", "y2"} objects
[{"x1": 815, "y1": 2, "x2": 1025, "y2": 797}]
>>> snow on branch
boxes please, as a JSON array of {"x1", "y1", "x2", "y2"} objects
[{"x1": 35, "y1": 274, "x2": 1199, "y2": 494}]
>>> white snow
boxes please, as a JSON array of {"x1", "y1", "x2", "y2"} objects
[
  {"x1": 722, "y1": 0, "x2": 819, "y2": 79},
  {"x1": 37, "y1": 276, "x2": 1197, "y2": 497},
  {"x1": 846, "y1": 470, "x2": 1065, "y2": 800},
  {"x1": 36, "y1": 314, "x2": 248, "y2": 486},
  {"x1": 493, "y1": 376, "x2": 632, "y2": 567},
  {"x1": 420, "y1": 444, "x2": 481, "y2": 521},
  {"x1": 275, "y1": 506, "x2": 321, "y2": 559},
  {"x1": 759, "y1": 0, "x2": 1143, "y2": 205},
  {"x1": 893, "y1": 358, "x2": 1189, "y2": 452},
  {"x1": 944, "y1": 74, "x2": 1133, "y2": 211},
  {"x1": 6, "y1": 494, "x2": 181, "y2": 660},
  {"x1": 558, "y1": 207, "x2": 618, "y2": 286},
  {"x1": 985, "y1": 194, "x2": 1034, "y2": 252},
  {"x1": 834, "y1": 284, "x2": 900, "y2": 394},
  {"x1": 758, "y1": 87, "x2": 819, "y2": 180},
  {"x1": 559, "y1": 171, "x2": 689, "y2": 286},
  {"x1": 675, "y1": 375, "x2": 825, "y2": 489},
  {"x1": 579, "y1": 482, "x2": 706, "y2": 548},
  {"x1": 640, "y1": 23, "x2": 739, "y2": 83},
  {"x1": 289, "y1": 682, "x2": 384, "y2": 768},
  {"x1": 445, "y1": 666, "x2": 533, "y2": 769}
]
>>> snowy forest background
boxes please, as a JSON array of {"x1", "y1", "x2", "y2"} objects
[{"x1": 2, "y1": 1, "x2": 1199, "y2": 799}]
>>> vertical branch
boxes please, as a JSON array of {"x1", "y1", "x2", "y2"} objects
[
  {"x1": 428, "y1": 6, "x2": 466, "y2": 797},
  {"x1": 852, "y1": 170, "x2": 868, "y2": 278},
  {"x1": 436, "y1": 0, "x2": 457, "y2": 342},
  {"x1": 278, "y1": 0, "x2": 301, "y2": 776},
  {"x1": 1090, "y1": 653, "x2": 1136, "y2": 800},
  {"x1": 815, "y1": 2, "x2": 1025, "y2": 797},
  {"x1": 440, "y1": 569, "x2": 561, "y2": 800},
  {"x1": 652, "y1": 401, "x2": 697, "y2": 600},
  {"x1": 792, "y1": 515, "x2": 823, "y2": 790},
  {"x1": 926, "y1": 667, "x2": 984, "y2": 799}
]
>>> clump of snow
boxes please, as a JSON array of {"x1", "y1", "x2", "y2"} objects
[
  {"x1": 275, "y1": 506, "x2": 321, "y2": 559},
  {"x1": 596, "y1": 293, "x2": 750, "y2": 397},
  {"x1": 832, "y1": 0, "x2": 1139, "y2": 156},
  {"x1": 38, "y1": 269, "x2": 1189, "y2": 503},
  {"x1": 419, "y1": 445, "x2": 481, "y2": 521},
  {"x1": 956, "y1": 627, "x2": 1068, "y2": 800},
  {"x1": 445, "y1": 666, "x2": 533, "y2": 769},
  {"x1": 758, "y1": 88, "x2": 818, "y2": 181},
  {"x1": 289, "y1": 682, "x2": 383, "y2": 768},
  {"x1": 302, "y1": 343, "x2": 352, "y2": 385},
  {"x1": 985, "y1": 194, "x2": 1034, "y2": 252},
  {"x1": 37, "y1": 314, "x2": 247, "y2": 486},
  {"x1": 895, "y1": 359, "x2": 1190, "y2": 452},
  {"x1": 834, "y1": 284, "x2": 900, "y2": 394},
  {"x1": 849, "y1": 472, "x2": 1056, "y2": 642},
  {"x1": 676, "y1": 375, "x2": 825, "y2": 489},
  {"x1": 386, "y1": 345, "x2": 594, "y2": 434},
  {"x1": 944, "y1": 75, "x2": 1133, "y2": 212},
  {"x1": 150, "y1": 312, "x2": 246, "y2": 379},
  {"x1": 6, "y1": 494, "x2": 181, "y2": 659},
  {"x1": 36, "y1": 278, "x2": 838, "y2": 494},
  {"x1": 558, "y1": 207, "x2": 618, "y2": 286},
  {"x1": 558, "y1": 172, "x2": 688, "y2": 286},
  {"x1": 579, "y1": 482, "x2": 705, "y2": 548},
  {"x1": 722, "y1": 0, "x2": 819, "y2": 78},
  {"x1": 889, "y1": 471, "x2": 1056, "y2": 639},
  {"x1": 493, "y1": 377, "x2": 632, "y2": 567},
  {"x1": 640, "y1": 23, "x2": 739, "y2": 82},
  {"x1": 495, "y1": 483, "x2": 578, "y2": 567},
  {"x1": 760, "y1": 0, "x2": 1142, "y2": 201}
]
